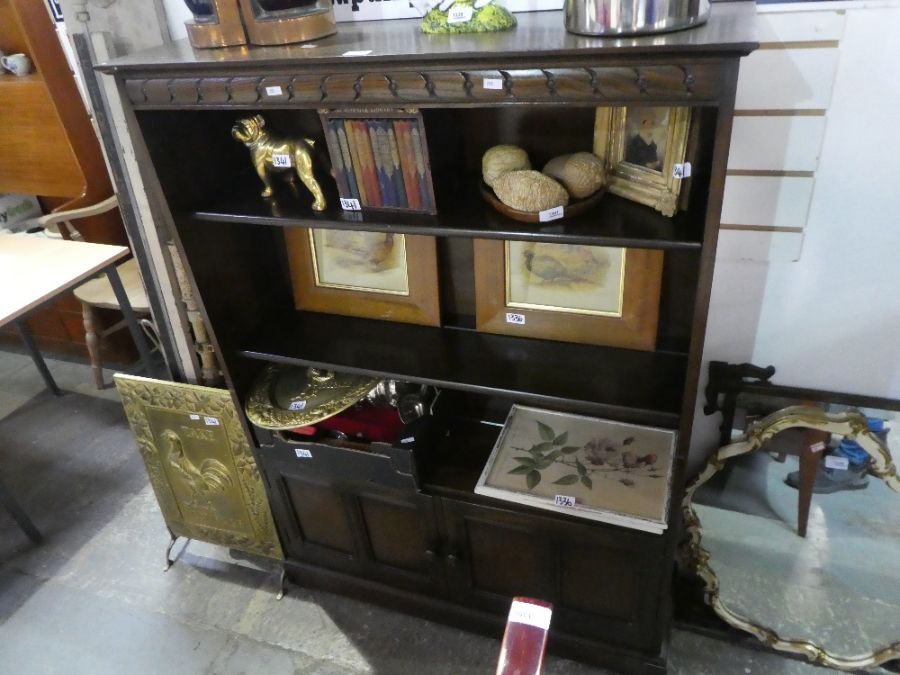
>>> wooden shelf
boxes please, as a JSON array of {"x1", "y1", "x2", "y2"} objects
[
  {"x1": 239, "y1": 310, "x2": 687, "y2": 427},
  {"x1": 188, "y1": 179, "x2": 703, "y2": 251},
  {"x1": 0, "y1": 72, "x2": 42, "y2": 87}
]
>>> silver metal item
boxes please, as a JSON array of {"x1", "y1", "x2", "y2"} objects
[{"x1": 564, "y1": 0, "x2": 710, "y2": 37}]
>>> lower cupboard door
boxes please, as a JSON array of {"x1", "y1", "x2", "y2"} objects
[
  {"x1": 439, "y1": 497, "x2": 666, "y2": 651},
  {"x1": 265, "y1": 461, "x2": 444, "y2": 594}
]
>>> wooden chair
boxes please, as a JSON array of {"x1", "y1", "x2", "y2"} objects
[
  {"x1": 74, "y1": 257, "x2": 151, "y2": 389},
  {"x1": 17, "y1": 195, "x2": 152, "y2": 390}
]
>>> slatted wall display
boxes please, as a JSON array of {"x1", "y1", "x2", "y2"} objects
[{"x1": 719, "y1": 8, "x2": 844, "y2": 262}]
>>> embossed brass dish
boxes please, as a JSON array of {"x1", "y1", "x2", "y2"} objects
[{"x1": 245, "y1": 364, "x2": 379, "y2": 430}]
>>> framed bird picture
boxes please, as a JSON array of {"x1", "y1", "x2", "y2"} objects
[
  {"x1": 285, "y1": 228, "x2": 441, "y2": 326},
  {"x1": 473, "y1": 239, "x2": 663, "y2": 351}
]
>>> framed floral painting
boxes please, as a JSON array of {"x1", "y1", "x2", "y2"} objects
[
  {"x1": 475, "y1": 405, "x2": 677, "y2": 533},
  {"x1": 473, "y1": 239, "x2": 663, "y2": 351},
  {"x1": 284, "y1": 228, "x2": 440, "y2": 326},
  {"x1": 593, "y1": 106, "x2": 692, "y2": 217}
]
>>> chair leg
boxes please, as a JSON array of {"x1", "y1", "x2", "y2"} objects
[
  {"x1": 797, "y1": 429, "x2": 828, "y2": 538},
  {"x1": 81, "y1": 302, "x2": 105, "y2": 390}
]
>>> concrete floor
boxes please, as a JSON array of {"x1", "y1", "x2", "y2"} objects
[{"x1": 0, "y1": 349, "x2": 845, "y2": 674}]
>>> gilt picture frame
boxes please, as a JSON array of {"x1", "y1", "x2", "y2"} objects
[
  {"x1": 473, "y1": 239, "x2": 663, "y2": 351},
  {"x1": 475, "y1": 405, "x2": 677, "y2": 533},
  {"x1": 285, "y1": 228, "x2": 440, "y2": 326},
  {"x1": 593, "y1": 106, "x2": 692, "y2": 217}
]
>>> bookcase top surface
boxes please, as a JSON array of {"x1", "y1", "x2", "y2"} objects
[{"x1": 100, "y1": 4, "x2": 757, "y2": 74}]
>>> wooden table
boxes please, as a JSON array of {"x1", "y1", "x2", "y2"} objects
[{"x1": 0, "y1": 234, "x2": 153, "y2": 542}]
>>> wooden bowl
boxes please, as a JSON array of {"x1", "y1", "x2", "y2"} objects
[{"x1": 480, "y1": 180, "x2": 605, "y2": 224}]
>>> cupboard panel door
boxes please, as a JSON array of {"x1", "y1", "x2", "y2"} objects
[
  {"x1": 271, "y1": 469, "x2": 362, "y2": 573},
  {"x1": 260, "y1": 451, "x2": 444, "y2": 593},
  {"x1": 355, "y1": 492, "x2": 445, "y2": 594},
  {"x1": 440, "y1": 498, "x2": 664, "y2": 651}
]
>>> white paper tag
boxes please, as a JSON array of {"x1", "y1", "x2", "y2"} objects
[
  {"x1": 482, "y1": 77, "x2": 503, "y2": 90},
  {"x1": 189, "y1": 414, "x2": 200, "y2": 420},
  {"x1": 505, "y1": 312, "x2": 526, "y2": 325},
  {"x1": 294, "y1": 448, "x2": 313, "y2": 459},
  {"x1": 448, "y1": 4, "x2": 474, "y2": 23},
  {"x1": 508, "y1": 601, "x2": 552, "y2": 631},
  {"x1": 264, "y1": 85, "x2": 283, "y2": 97},
  {"x1": 401, "y1": 436, "x2": 415, "y2": 444},
  {"x1": 203, "y1": 416, "x2": 219, "y2": 426},
  {"x1": 342, "y1": 50, "x2": 372, "y2": 57},
  {"x1": 539, "y1": 205, "x2": 564, "y2": 222},
  {"x1": 810, "y1": 441, "x2": 826, "y2": 453},
  {"x1": 340, "y1": 197, "x2": 362, "y2": 211},
  {"x1": 673, "y1": 162, "x2": 692, "y2": 179},
  {"x1": 554, "y1": 495, "x2": 576, "y2": 507},
  {"x1": 825, "y1": 455, "x2": 849, "y2": 470},
  {"x1": 272, "y1": 154, "x2": 292, "y2": 168},
  {"x1": 301, "y1": 44, "x2": 317, "y2": 49},
  {"x1": 288, "y1": 400, "x2": 307, "y2": 411}
]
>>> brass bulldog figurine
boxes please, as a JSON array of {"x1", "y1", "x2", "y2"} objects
[{"x1": 232, "y1": 114, "x2": 327, "y2": 210}]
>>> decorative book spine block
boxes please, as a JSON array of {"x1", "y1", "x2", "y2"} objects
[
  {"x1": 319, "y1": 110, "x2": 437, "y2": 214},
  {"x1": 343, "y1": 119, "x2": 369, "y2": 205}
]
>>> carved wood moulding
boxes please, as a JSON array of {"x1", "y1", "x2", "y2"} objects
[{"x1": 123, "y1": 64, "x2": 721, "y2": 108}]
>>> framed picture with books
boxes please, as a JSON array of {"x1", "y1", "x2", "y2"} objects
[
  {"x1": 473, "y1": 239, "x2": 663, "y2": 351},
  {"x1": 319, "y1": 109, "x2": 437, "y2": 215},
  {"x1": 475, "y1": 405, "x2": 677, "y2": 534},
  {"x1": 284, "y1": 228, "x2": 440, "y2": 326}
]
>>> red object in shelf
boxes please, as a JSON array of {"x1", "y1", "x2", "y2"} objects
[{"x1": 290, "y1": 402, "x2": 405, "y2": 444}]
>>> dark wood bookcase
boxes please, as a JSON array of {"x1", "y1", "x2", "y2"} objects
[{"x1": 99, "y1": 8, "x2": 757, "y2": 671}]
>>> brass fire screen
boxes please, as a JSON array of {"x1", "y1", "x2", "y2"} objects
[{"x1": 115, "y1": 374, "x2": 283, "y2": 560}]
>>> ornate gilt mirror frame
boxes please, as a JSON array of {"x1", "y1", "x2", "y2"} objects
[{"x1": 682, "y1": 406, "x2": 900, "y2": 671}]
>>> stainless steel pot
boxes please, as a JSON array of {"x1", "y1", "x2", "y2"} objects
[{"x1": 564, "y1": 0, "x2": 710, "y2": 37}]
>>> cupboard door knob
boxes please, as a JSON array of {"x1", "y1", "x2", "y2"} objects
[
  {"x1": 424, "y1": 549, "x2": 437, "y2": 561},
  {"x1": 446, "y1": 553, "x2": 460, "y2": 567}
]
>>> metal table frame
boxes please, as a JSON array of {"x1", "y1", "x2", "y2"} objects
[{"x1": 2, "y1": 255, "x2": 155, "y2": 543}]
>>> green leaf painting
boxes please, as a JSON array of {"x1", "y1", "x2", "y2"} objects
[
  {"x1": 504, "y1": 419, "x2": 666, "y2": 493},
  {"x1": 537, "y1": 421, "x2": 555, "y2": 441},
  {"x1": 508, "y1": 465, "x2": 533, "y2": 475}
]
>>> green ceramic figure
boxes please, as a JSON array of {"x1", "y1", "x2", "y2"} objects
[{"x1": 421, "y1": 0, "x2": 516, "y2": 34}]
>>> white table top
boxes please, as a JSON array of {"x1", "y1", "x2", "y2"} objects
[{"x1": 0, "y1": 235, "x2": 129, "y2": 327}]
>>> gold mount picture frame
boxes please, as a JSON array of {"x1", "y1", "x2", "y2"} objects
[
  {"x1": 593, "y1": 106, "x2": 692, "y2": 217},
  {"x1": 285, "y1": 228, "x2": 441, "y2": 326},
  {"x1": 474, "y1": 239, "x2": 663, "y2": 351}
]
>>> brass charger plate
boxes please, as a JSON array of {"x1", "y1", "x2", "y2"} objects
[
  {"x1": 245, "y1": 364, "x2": 378, "y2": 430},
  {"x1": 480, "y1": 180, "x2": 605, "y2": 224}
]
